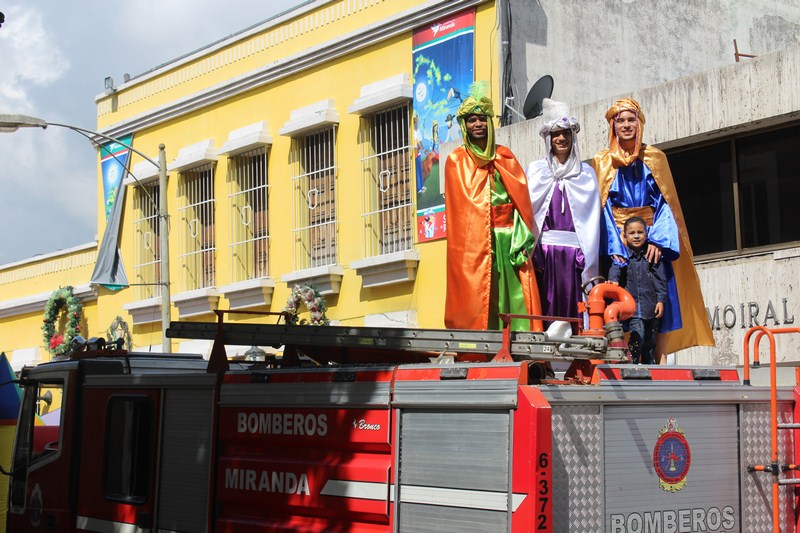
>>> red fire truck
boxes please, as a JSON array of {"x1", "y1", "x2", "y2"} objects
[{"x1": 5, "y1": 289, "x2": 800, "y2": 532}]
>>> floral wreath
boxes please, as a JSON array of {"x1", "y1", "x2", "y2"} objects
[
  {"x1": 42, "y1": 286, "x2": 83, "y2": 357},
  {"x1": 282, "y1": 284, "x2": 329, "y2": 325}
]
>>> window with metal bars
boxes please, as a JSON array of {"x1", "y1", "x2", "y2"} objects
[
  {"x1": 178, "y1": 163, "x2": 215, "y2": 291},
  {"x1": 227, "y1": 147, "x2": 269, "y2": 283},
  {"x1": 131, "y1": 183, "x2": 161, "y2": 301},
  {"x1": 290, "y1": 127, "x2": 337, "y2": 270},
  {"x1": 357, "y1": 103, "x2": 413, "y2": 257}
]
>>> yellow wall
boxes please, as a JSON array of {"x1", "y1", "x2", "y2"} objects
[
  {"x1": 0, "y1": 247, "x2": 98, "y2": 361},
  {"x1": 2, "y1": 0, "x2": 501, "y2": 358}
]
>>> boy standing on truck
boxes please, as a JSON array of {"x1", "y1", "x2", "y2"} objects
[{"x1": 608, "y1": 216, "x2": 667, "y2": 364}]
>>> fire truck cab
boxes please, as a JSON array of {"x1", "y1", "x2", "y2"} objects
[{"x1": 8, "y1": 353, "x2": 220, "y2": 532}]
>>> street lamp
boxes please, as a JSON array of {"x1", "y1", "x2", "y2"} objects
[{"x1": 0, "y1": 113, "x2": 172, "y2": 353}]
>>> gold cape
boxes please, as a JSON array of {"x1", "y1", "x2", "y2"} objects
[
  {"x1": 444, "y1": 145, "x2": 543, "y2": 330},
  {"x1": 593, "y1": 144, "x2": 715, "y2": 353}
]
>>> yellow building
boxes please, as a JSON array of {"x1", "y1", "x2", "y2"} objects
[
  {"x1": 0, "y1": 245, "x2": 100, "y2": 370},
  {"x1": 1, "y1": 0, "x2": 500, "y2": 362}
]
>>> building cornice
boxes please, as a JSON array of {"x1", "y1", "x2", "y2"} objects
[
  {"x1": 0, "y1": 242, "x2": 98, "y2": 271},
  {"x1": 0, "y1": 284, "x2": 98, "y2": 319},
  {"x1": 95, "y1": 0, "x2": 485, "y2": 141},
  {"x1": 94, "y1": 0, "x2": 328, "y2": 100}
]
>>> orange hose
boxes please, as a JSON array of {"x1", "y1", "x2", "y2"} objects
[{"x1": 583, "y1": 282, "x2": 636, "y2": 335}]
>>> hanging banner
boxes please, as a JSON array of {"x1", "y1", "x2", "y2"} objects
[
  {"x1": 100, "y1": 133, "x2": 134, "y2": 220},
  {"x1": 412, "y1": 9, "x2": 475, "y2": 243},
  {"x1": 91, "y1": 134, "x2": 134, "y2": 290}
]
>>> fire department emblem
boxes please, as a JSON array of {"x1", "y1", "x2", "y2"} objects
[{"x1": 653, "y1": 418, "x2": 691, "y2": 492}]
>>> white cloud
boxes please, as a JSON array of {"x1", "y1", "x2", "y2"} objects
[
  {"x1": 0, "y1": 127, "x2": 97, "y2": 264},
  {"x1": 0, "y1": 5, "x2": 69, "y2": 111},
  {"x1": 0, "y1": 3, "x2": 86, "y2": 264}
]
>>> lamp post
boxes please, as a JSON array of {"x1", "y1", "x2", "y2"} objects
[{"x1": 0, "y1": 113, "x2": 172, "y2": 353}]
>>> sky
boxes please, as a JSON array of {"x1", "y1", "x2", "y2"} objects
[{"x1": 0, "y1": 0, "x2": 305, "y2": 266}]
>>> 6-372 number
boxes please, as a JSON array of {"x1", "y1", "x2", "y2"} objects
[{"x1": 537, "y1": 453, "x2": 550, "y2": 531}]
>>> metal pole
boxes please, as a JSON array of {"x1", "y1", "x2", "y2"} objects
[
  {"x1": 0, "y1": 115, "x2": 174, "y2": 350},
  {"x1": 159, "y1": 144, "x2": 172, "y2": 353}
]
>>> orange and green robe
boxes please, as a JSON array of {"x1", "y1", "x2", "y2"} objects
[{"x1": 444, "y1": 144, "x2": 543, "y2": 331}]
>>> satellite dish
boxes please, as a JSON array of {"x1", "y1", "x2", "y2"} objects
[{"x1": 522, "y1": 75, "x2": 554, "y2": 119}]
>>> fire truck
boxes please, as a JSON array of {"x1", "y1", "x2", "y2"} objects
[{"x1": 5, "y1": 284, "x2": 800, "y2": 532}]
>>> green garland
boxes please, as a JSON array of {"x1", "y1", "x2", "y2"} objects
[{"x1": 42, "y1": 286, "x2": 83, "y2": 357}]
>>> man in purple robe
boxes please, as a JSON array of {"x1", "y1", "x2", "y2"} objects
[{"x1": 526, "y1": 99, "x2": 601, "y2": 326}]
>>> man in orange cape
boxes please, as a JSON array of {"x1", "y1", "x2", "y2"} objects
[
  {"x1": 444, "y1": 89, "x2": 543, "y2": 331},
  {"x1": 591, "y1": 97, "x2": 714, "y2": 357}
]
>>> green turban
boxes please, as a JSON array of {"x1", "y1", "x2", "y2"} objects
[
  {"x1": 457, "y1": 95, "x2": 496, "y2": 164},
  {"x1": 457, "y1": 95, "x2": 495, "y2": 119}
]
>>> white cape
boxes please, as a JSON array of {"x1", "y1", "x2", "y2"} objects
[{"x1": 526, "y1": 159, "x2": 601, "y2": 289}]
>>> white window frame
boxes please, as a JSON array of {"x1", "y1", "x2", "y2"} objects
[
  {"x1": 356, "y1": 102, "x2": 414, "y2": 258},
  {"x1": 289, "y1": 126, "x2": 338, "y2": 272},
  {"x1": 131, "y1": 182, "x2": 161, "y2": 302},
  {"x1": 347, "y1": 75, "x2": 419, "y2": 288},
  {"x1": 177, "y1": 163, "x2": 216, "y2": 292},
  {"x1": 226, "y1": 147, "x2": 270, "y2": 283}
]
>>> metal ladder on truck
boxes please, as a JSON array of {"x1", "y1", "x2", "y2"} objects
[
  {"x1": 166, "y1": 309, "x2": 629, "y2": 368},
  {"x1": 743, "y1": 326, "x2": 800, "y2": 533},
  {"x1": 167, "y1": 280, "x2": 636, "y2": 371}
]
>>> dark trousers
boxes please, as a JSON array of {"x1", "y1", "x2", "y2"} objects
[{"x1": 628, "y1": 317, "x2": 659, "y2": 365}]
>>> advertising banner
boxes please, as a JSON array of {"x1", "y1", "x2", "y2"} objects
[
  {"x1": 412, "y1": 10, "x2": 474, "y2": 242},
  {"x1": 91, "y1": 134, "x2": 134, "y2": 290},
  {"x1": 100, "y1": 133, "x2": 134, "y2": 220}
]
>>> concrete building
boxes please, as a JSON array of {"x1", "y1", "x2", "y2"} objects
[
  {"x1": 501, "y1": 0, "x2": 800, "y2": 123},
  {"x1": 1, "y1": 0, "x2": 799, "y2": 366},
  {"x1": 499, "y1": 41, "x2": 800, "y2": 365}
]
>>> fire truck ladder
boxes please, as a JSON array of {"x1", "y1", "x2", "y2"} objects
[
  {"x1": 743, "y1": 326, "x2": 800, "y2": 533},
  {"x1": 166, "y1": 312, "x2": 618, "y2": 363}
]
